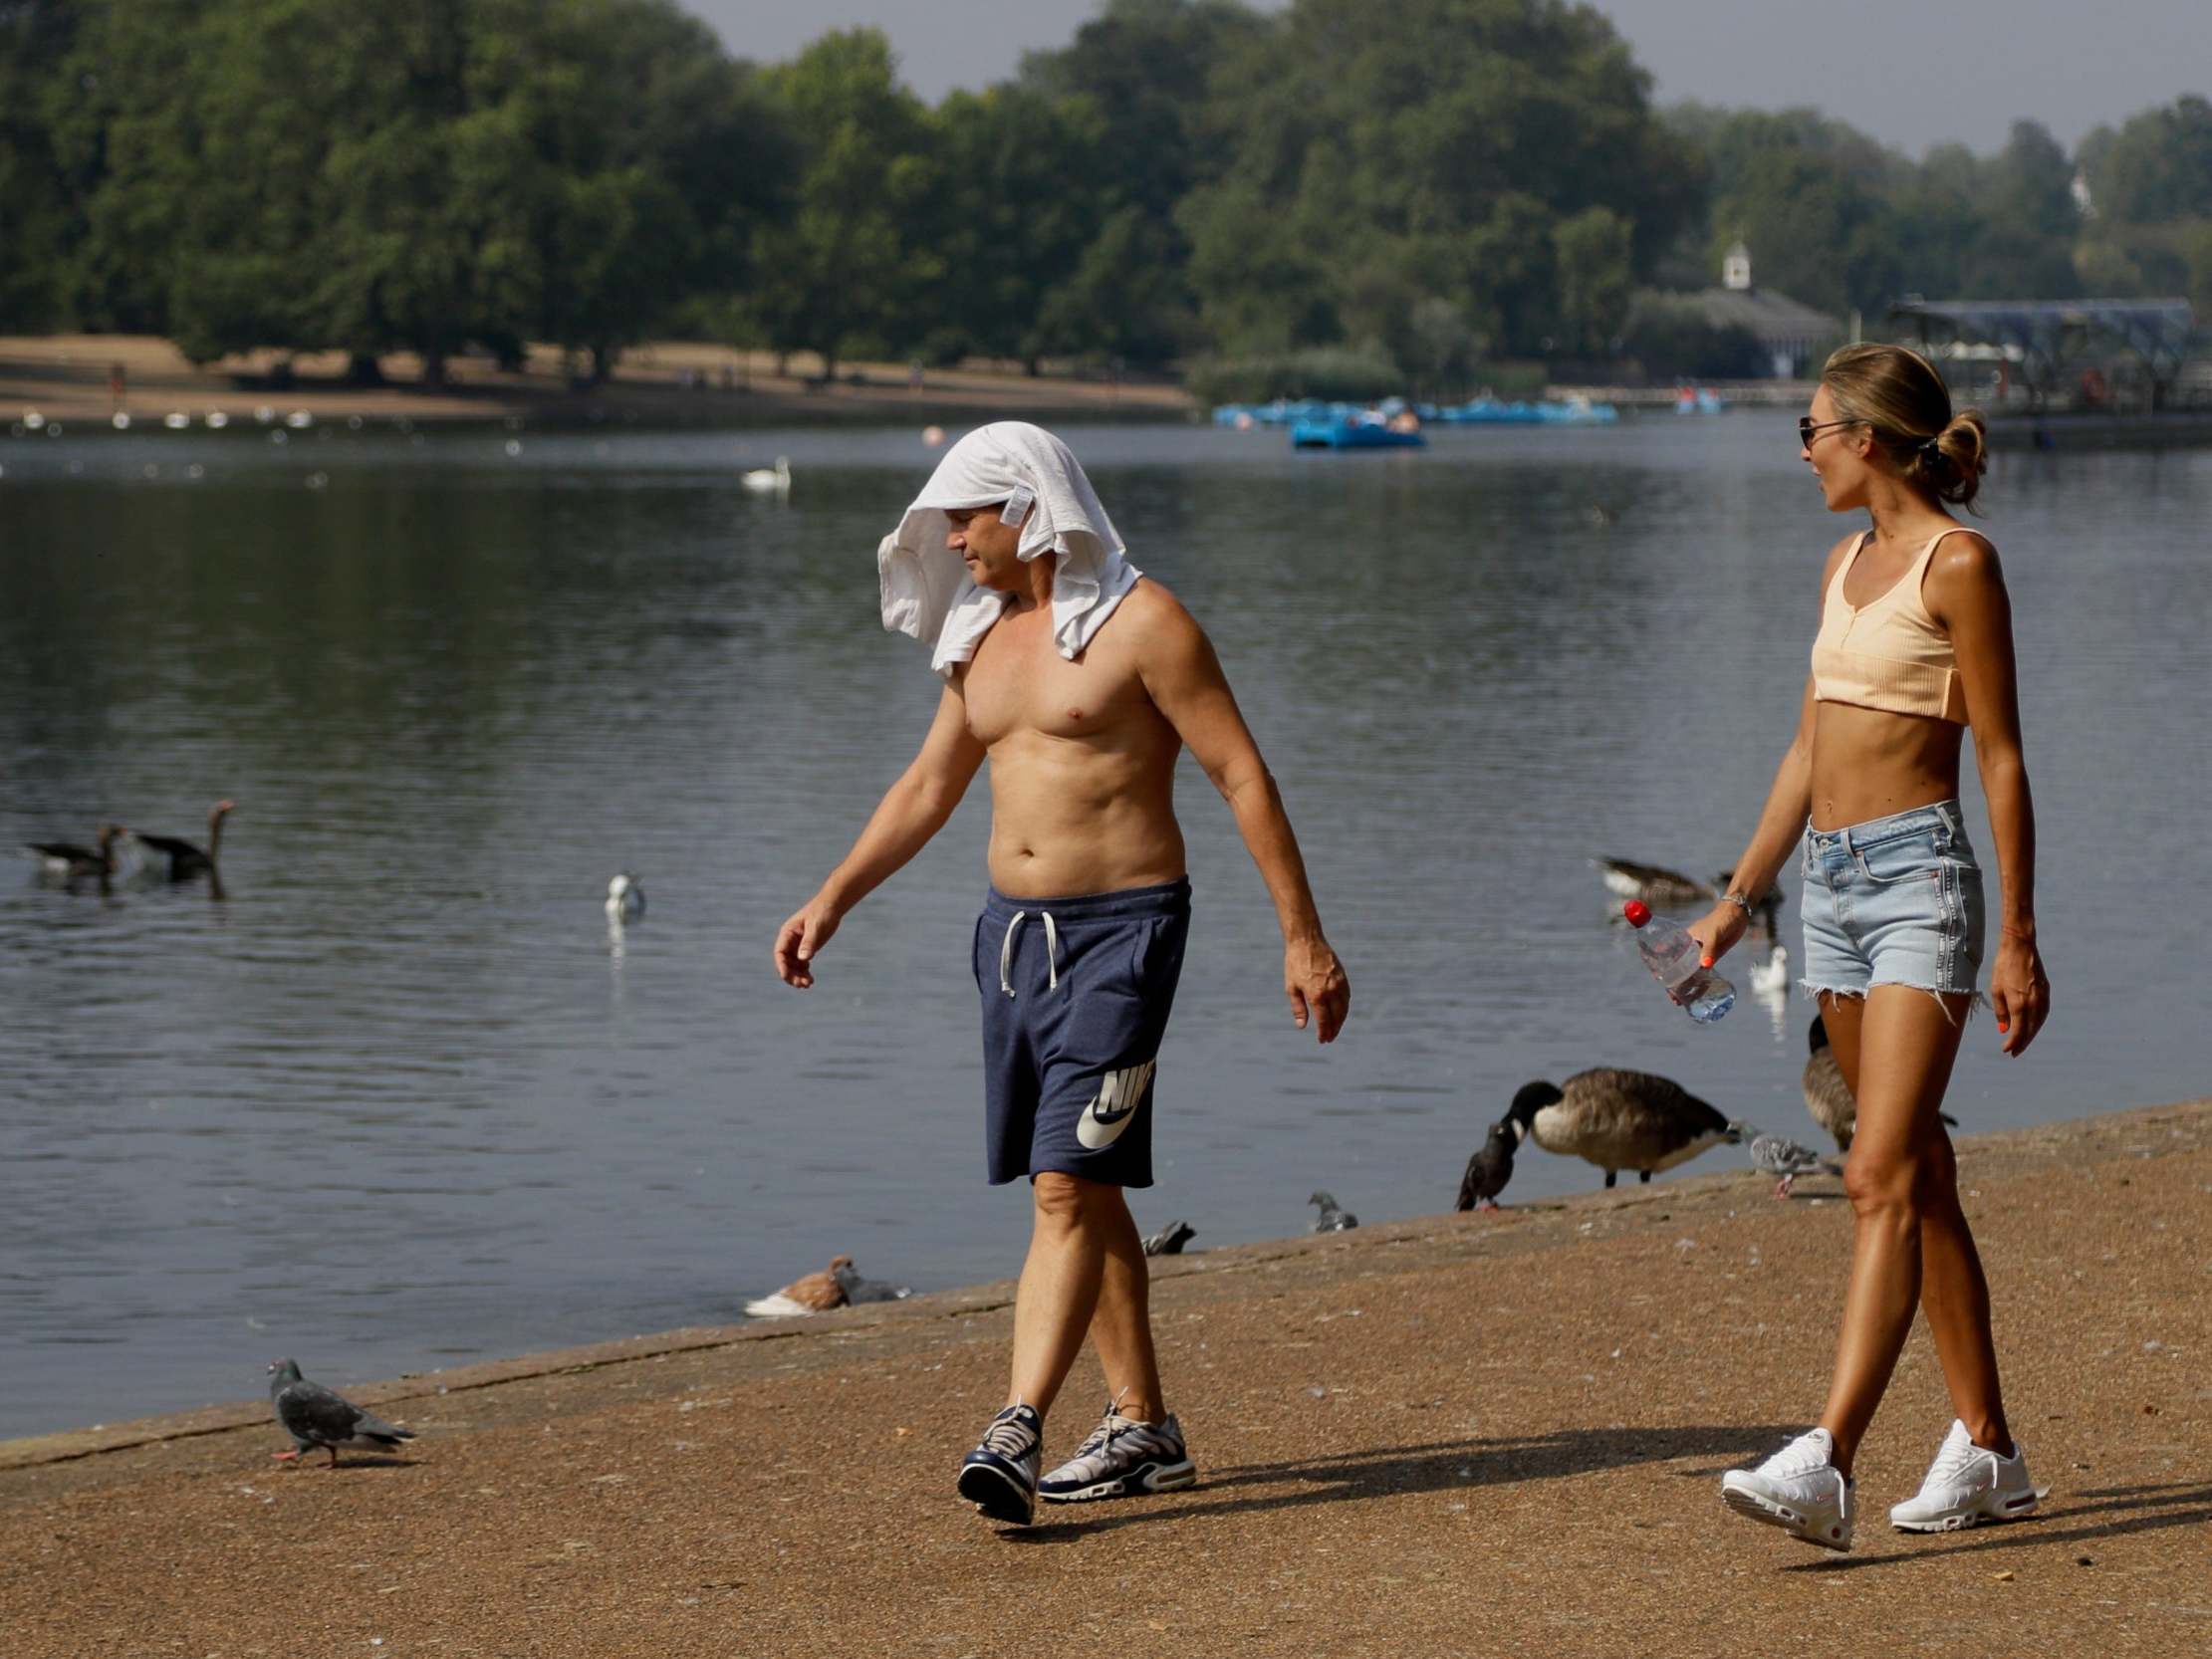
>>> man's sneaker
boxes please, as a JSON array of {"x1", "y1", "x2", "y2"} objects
[
  {"x1": 957, "y1": 1403, "x2": 1043, "y2": 1526},
  {"x1": 1889, "y1": 1419, "x2": 2044, "y2": 1533},
  {"x1": 1720, "y1": 1427, "x2": 1855, "y2": 1550},
  {"x1": 1038, "y1": 1402, "x2": 1197, "y2": 1504}
]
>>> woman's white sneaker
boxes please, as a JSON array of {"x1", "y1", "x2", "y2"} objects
[
  {"x1": 1720, "y1": 1428, "x2": 1855, "y2": 1550},
  {"x1": 1889, "y1": 1420, "x2": 2044, "y2": 1533}
]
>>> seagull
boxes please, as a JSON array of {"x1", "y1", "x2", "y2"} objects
[
  {"x1": 740, "y1": 455, "x2": 791, "y2": 496},
  {"x1": 606, "y1": 872, "x2": 644, "y2": 923},
  {"x1": 832, "y1": 1258, "x2": 912, "y2": 1304},
  {"x1": 266, "y1": 1358, "x2": 415, "y2": 1469},
  {"x1": 745, "y1": 1255, "x2": 853, "y2": 1318},
  {"x1": 1141, "y1": 1219, "x2": 1196, "y2": 1256},
  {"x1": 1456, "y1": 1117, "x2": 1522, "y2": 1211},
  {"x1": 26, "y1": 823, "x2": 127, "y2": 886},
  {"x1": 1746, "y1": 1128, "x2": 1840, "y2": 1198},
  {"x1": 133, "y1": 800, "x2": 233, "y2": 880},
  {"x1": 1309, "y1": 1190, "x2": 1357, "y2": 1232},
  {"x1": 1750, "y1": 945, "x2": 1790, "y2": 997},
  {"x1": 1591, "y1": 858, "x2": 1713, "y2": 908},
  {"x1": 1507, "y1": 1069, "x2": 1745, "y2": 1189}
]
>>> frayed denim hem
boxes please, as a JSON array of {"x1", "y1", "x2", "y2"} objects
[{"x1": 1799, "y1": 979, "x2": 1982, "y2": 1026}]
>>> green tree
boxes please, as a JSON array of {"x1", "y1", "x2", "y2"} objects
[
  {"x1": 2086, "y1": 95, "x2": 2212, "y2": 226},
  {"x1": 0, "y1": 0, "x2": 83, "y2": 330},
  {"x1": 748, "y1": 29, "x2": 935, "y2": 377},
  {"x1": 1552, "y1": 204, "x2": 1633, "y2": 353}
]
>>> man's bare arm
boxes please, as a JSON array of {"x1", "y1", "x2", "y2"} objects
[
  {"x1": 1131, "y1": 586, "x2": 1351, "y2": 1043},
  {"x1": 774, "y1": 683, "x2": 987, "y2": 988}
]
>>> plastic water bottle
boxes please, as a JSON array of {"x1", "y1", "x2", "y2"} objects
[{"x1": 1622, "y1": 900, "x2": 1735, "y2": 1023}]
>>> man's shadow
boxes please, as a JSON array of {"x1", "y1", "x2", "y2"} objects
[
  {"x1": 1780, "y1": 1480, "x2": 2212, "y2": 1570},
  {"x1": 1011, "y1": 1423, "x2": 1793, "y2": 1542}
]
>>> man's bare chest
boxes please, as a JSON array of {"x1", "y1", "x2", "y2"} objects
[{"x1": 962, "y1": 619, "x2": 1147, "y2": 747}]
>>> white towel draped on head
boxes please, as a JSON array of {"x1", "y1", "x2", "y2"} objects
[{"x1": 877, "y1": 421, "x2": 1141, "y2": 676}]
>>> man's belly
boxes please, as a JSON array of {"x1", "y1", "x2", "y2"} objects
[{"x1": 986, "y1": 779, "x2": 1185, "y2": 899}]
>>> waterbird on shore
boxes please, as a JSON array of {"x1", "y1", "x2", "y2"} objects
[
  {"x1": 26, "y1": 823, "x2": 127, "y2": 886},
  {"x1": 1141, "y1": 1219, "x2": 1196, "y2": 1256},
  {"x1": 740, "y1": 455, "x2": 792, "y2": 496},
  {"x1": 833, "y1": 1259, "x2": 912, "y2": 1304},
  {"x1": 605, "y1": 872, "x2": 644, "y2": 923},
  {"x1": 745, "y1": 1255, "x2": 855, "y2": 1317},
  {"x1": 1309, "y1": 1191, "x2": 1358, "y2": 1232},
  {"x1": 1507, "y1": 1070, "x2": 1745, "y2": 1189},
  {"x1": 1745, "y1": 1129, "x2": 1839, "y2": 1198},
  {"x1": 1456, "y1": 1117, "x2": 1523, "y2": 1211},
  {"x1": 1591, "y1": 857, "x2": 1713, "y2": 909},
  {"x1": 266, "y1": 1358, "x2": 415, "y2": 1469},
  {"x1": 133, "y1": 800, "x2": 232, "y2": 880}
]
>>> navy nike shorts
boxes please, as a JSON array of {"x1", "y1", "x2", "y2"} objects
[{"x1": 972, "y1": 877, "x2": 1190, "y2": 1188}]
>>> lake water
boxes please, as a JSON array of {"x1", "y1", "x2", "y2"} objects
[{"x1": 3, "y1": 414, "x2": 2208, "y2": 1440}]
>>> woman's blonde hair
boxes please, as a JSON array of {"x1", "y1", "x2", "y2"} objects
[{"x1": 1821, "y1": 343, "x2": 1988, "y2": 510}]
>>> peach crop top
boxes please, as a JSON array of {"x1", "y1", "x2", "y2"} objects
[{"x1": 1810, "y1": 529, "x2": 1971, "y2": 723}]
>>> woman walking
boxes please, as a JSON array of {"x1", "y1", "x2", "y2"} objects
[{"x1": 1699, "y1": 344, "x2": 2052, "y2": 1550}]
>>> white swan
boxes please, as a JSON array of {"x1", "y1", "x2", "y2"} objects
[
  {"x1": 740, "y1": 455, "x2": 791, "y2": 496},
  {"x1": 606, "y1": 871, "x2": 645, "y2": 923}
]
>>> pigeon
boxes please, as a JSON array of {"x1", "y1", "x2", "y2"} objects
[
  {"x1": 605, "y1": 871, "x2": 644, "y2": 922},
  {"x1": 1456, "y1": 1117, "x2": 1522, "y2": 1211},
  {"x1": 744, "y1": 1255, "x2": 854, "y2": 1317},
  {"x1": 1141, "y1": 1219, "x2": 1196, "y2": 1256},
  {"x1": 832, "y1": 1258, "x2": 912, "y2": 1304},
  {"x1": 1309, "y1": 1190, "x2": 1357, "y2": 1232},
  {"x1": 266, "y1": 1358, "x2": 415, "y2": 1469},
  {"x1": 1591, "y1": 857, "x2": 1712, "y2": 908},
  {"x1": 133, "y1": 800, "x2": 233, "y2": 880},
  {"x1": 1507, "y1": 1070, "x2": 1746, "y2": 1189},
  {"x1": 1746, "y1": 1128, "x2": 1840, "y2": 1198}
]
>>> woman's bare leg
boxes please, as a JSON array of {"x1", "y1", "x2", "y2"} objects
[{"x1": 1814, "y1": 987, "x2": 2003, "y2": 1476}]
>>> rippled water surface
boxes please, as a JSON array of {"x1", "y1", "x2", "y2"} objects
[{"x1": 3, "y1": 415, "x2": 2207, "y2": 1438}]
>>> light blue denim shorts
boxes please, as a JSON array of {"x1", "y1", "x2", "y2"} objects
[{"x1": 1800, "y1": 799, "x2": 1985, "y2": 1015}]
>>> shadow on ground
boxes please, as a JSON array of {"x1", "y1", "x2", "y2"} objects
[
  {"x1": 1012, "y1": 1423, "x2": 1791, "y2": 1542},
  {"x1": 1779, "y1": 1480, "x2": 2212, "y2": 1572}
]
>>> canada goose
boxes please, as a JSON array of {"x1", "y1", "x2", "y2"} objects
[
  {"x1": 1457, "y1": 1115, "x2": 1522, "y2": 1211},
  {"x1": 1804, "y1": 1016, "x2": 1855, "y2": 1150},
  {"x1": 1308, "y1": 1190, "x2": 1357, "y2": 1232},
  {"x1": 744, "y1": 1254, "x2": 854, "y2": 1318},
  {"x1": 605, "y1": 871, "x2": 644, "y2": 922},
  {"x1": 27, "y1": 823, "x2": 126, "y2": 884},
  {"x1": 1507, "y1": 1069, "x2": 1745, "y2": 1189},
  {"x1": 740, "y1": 455, "x2": 791, "y2": 495},
  {"x1": 134, "y1": 800, "x2": 233, "y2": 880},
  {"x1": 1592, "y1": 857, "x2": 1713, "y2": 908}
]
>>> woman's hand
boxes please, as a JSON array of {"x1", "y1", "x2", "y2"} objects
[
  {"x1": 1990, "y1": 928, "x2": 2050, "y2": 1057},
  {"x1": 1685, "y1": 902, "x2": 1748, "y2": 972}
]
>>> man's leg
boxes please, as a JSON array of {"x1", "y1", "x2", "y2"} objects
[{"x1": 1007, "y1": 1172, "x2": 1163, "y2": 1422}]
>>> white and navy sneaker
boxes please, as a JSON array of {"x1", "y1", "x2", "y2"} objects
[
  {"x1": 958, "y1": 1403, "x2": 1043, "y2": 1525},
  {"x1": 1720, "y1": 1427, "x2": 1855, "y2": 1550},
  {"x1": 1038, "y1": 1402, "x2": 1197, "y2": 1505},
  {"x1": 1889, "y1": 1419, "x2": 2044, "y2": 1533}
]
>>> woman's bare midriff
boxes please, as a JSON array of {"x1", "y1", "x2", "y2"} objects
[
  {"x1": 982, "y1": 733, "x2": 1186, "y2": 898},
  {"x1": 1810, "y1": 702, "x2": 1965, "y2": 831}
]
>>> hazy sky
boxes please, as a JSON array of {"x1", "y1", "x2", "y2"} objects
[{"x1": 686, "y1": 0, "x2": 2210, "y2": 156}]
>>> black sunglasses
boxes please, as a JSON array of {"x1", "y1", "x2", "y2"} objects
[{"x1": 1798, "y1": 416, "x2": 1856, "y2": 448}]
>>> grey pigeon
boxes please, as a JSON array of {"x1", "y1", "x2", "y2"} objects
[
  {"x1": 1309, "y1": 1190, "x2": 1357, "y2": 1232},
  {"x1": 267, "y1": 1358, "x2": 415, "y2": 1468},
  {"x1": 1141, "y1": 1219, "x2": 1196, "y2": 1256},
  {"x1": 1746, "y1": 1129, "x2": 1841, "y2": 1198},
  {"x1": 1457, "y1": 1117, "x2": 1522, "y2": 1211},
  {"x1": 832, "y1": 1258, "x2": 912, "y2": 1304}
]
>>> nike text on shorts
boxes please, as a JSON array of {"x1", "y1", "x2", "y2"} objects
[{"x1": 974, "y1": 878, "x2": 1189, "y2": 1188}]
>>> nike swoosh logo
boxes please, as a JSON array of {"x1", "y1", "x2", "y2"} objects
[{"x1": 1076, "y1": 1060, "x2": 1156, "y2": 1150}]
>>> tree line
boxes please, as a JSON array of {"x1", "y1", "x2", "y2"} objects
[{"x1": 3, "y1": 0, "x2": 2207, "y2": 391}]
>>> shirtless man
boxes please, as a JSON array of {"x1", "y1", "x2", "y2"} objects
[{"x1": 774, "y1": 423, "x2": 1349, "y2": 1526}]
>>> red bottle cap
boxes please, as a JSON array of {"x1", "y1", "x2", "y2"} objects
[{"x1": 1622, "y1": 900, "x2": 1651, "y2": 927}]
